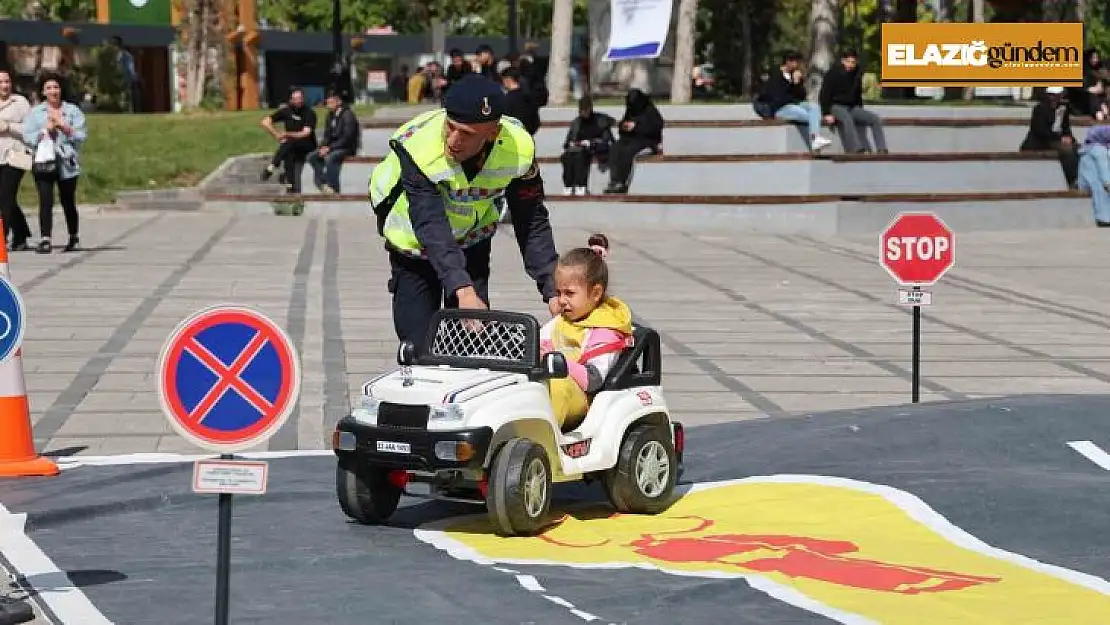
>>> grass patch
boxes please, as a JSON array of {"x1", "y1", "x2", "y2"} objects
[{"x1": 16, "y1": 104, "x2": 375, "y2": 207}]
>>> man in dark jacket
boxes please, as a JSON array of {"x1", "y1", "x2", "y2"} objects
[
  {"x1": 443, "y1": 49, "x2": 471, "y2": 95},
  {"x1": 308, "y1": 88, "x2": 360, "y2": 194},
  {"x1": 755, "y1": 51, "x2": 833, "y2": 152},
  {"x1": 1020, "y1": 87, "x2": 1079, "y2": 188},
  {"x1": 501, "y1": 66, "x2": 541, "y2": 135},
  {"x1": 819, "y1": 49, "x2": 888, "y2": 153},
  {"x1": 474, "y1": 44, "x2": 497, "y2": 80}
]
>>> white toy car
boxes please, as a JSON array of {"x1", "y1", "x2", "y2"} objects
[{"x1": 332, "y1": 308, "x2": 685, "y2": 537}]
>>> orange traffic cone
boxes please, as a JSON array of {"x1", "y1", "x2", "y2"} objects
[{"x1": 0, "y1": 221, "x2": 57, "y2": 477}]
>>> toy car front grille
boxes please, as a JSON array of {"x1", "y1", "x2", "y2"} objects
[{"x1": 377, "y1": 402, "x2": 430, "y2": 429}]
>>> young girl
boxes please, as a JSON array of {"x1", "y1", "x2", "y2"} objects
[{"x1": 540, "y1": 233, "x2": 634, "y2": 430}]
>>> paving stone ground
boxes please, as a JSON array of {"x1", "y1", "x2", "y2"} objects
[{"x1": 6, "y1": 210, "x2": 1108, "y2": 457}]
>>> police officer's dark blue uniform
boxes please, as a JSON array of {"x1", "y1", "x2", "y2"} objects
[{"x1": 388, "y1": 74, "x2": 560, "y2": 347}]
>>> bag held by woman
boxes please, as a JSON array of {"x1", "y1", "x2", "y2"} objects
[{"x1": 32, "y1": 132, "x2": 56, "y2": 175}]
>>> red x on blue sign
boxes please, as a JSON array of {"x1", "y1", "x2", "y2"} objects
[{"x1": 157, "y1": 305, "x2": 301, "y2": 453}]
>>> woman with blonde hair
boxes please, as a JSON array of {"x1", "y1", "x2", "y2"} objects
[
  {"x1": 22, "y1": 71, "x2": 86, "y2": 253},
  {"x1": 0, "y1": 69, "x2": 33, "y2": 250}
]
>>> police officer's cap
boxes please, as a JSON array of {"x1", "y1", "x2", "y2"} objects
[{"x1": 444, "y1": 74, "x2": 505, "y2": 124}]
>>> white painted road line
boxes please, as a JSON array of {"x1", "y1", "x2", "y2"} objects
[
  {"x1": 1067, "y1": 440, "x2": 1110, "y2": 472},
  {"x1": 515, "y1": 574, "x2": 545, "y2": 592},
  {"x1": 54, "y1": 449, "x2": 333, "y2": 469},
  {"x1": 0, "y1": 502, "x2": 112, "y2": 624}
]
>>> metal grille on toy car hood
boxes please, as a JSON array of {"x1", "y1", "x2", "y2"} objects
[
  {"x1": 377, "y1": 402, "x2": 430, "y2": 429},
  {"x1": 429, "y1": 316, "x2": 529, "y2": 362}
]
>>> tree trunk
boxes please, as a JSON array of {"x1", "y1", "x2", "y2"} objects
[
  {"x1": 740, "y1": 0, "x2": 753, "y2": 97},
  {"x1": 547, "y1": 0, "x2": 574, "y2": 105},
  {"x1": 180, "y1": 0, "x2": 216, "y2": 109},
  {"x1": 806, "y1": 0, "x2": 837, "y2": 99},
  {"x1": 218, "y1": 0, "x2": 239, "y2": 110},
  {"x1": 670, "y1": 0, "x2": 698, "y2": 103},
  {"x1": 936, "y1": 0, "x2": 952, "y2": 20},
  {"x1": 963, "y1": 0, "x2": 985, "y2": 100}
]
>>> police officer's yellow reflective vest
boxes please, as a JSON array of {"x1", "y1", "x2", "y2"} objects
[{"x1": 368, "y1": 108, "x2": 536, "y2": 257}]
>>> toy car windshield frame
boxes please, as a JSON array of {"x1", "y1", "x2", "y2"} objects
[{"x1": 416, "y1": 308, "x2": 543, "y2": 376}]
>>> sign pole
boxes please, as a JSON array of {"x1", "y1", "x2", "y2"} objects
[
  {"x1": 157, "y1": 305, "x2": 302, "y2": 625},
  {"x1": 214, "y1": 453, "x2": 234, "y2": 625},
  {"x1": 879, "y1": 212, "x2": 954, "y2": 406},
  {"x1": 911, "y1": 286, "x2": 921, "y2": 404}
]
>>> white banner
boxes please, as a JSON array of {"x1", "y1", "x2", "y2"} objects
[{"x1": 604, "y1": 0, "x2": 674, "y2": 61}]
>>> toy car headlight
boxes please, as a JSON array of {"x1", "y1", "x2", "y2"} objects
[
  {"x1": 428, "y1": 403, "x2": 464, "y2": 423},
  {"x1": 350, "y1": 395, "x2": 381, "y2": 425}
]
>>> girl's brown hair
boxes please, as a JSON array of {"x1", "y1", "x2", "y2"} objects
[{"x1": 557, "y1": 233, "x2": 610, "y2": 295}]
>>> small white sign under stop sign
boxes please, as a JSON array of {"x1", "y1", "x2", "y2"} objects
[
  {"x1": 192, "y1": 459, "x2": 269, "y2": 495},
  {"x1": 898, "y1": 289, "x2": 933, "y2": 306},
  {"x1": 885, "y1": 236, "x2": 951, "y2": 261}
]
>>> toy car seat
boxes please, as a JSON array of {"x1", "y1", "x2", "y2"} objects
[{"x1": 595, "y1": 325, "x2": 660, "y2": 394}]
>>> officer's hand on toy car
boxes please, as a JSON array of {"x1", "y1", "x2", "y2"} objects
[{"x1": 456, "y1": 286, "x2": 488, "y2": 332}]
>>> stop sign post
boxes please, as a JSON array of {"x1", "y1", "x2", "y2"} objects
[{"x1": 879, "y1": 212, "x2": 955, "y2": 403}]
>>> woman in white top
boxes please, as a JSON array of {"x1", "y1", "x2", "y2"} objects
[{"x1": 0, "y1": 70, "x2": 33, "y2": 251}]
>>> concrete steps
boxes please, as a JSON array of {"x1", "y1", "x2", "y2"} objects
[
  {"x1": 356, "y1": 118, "x2": 1092, "y2": 157},
  {"x1": 199, "y1": 189, "x2": 1095, "y2": 236},
  {"x1": 112, "y1": 188, "x2": 204, "y2": 212},
  {"x1": 367, "y1": 103, "x2": 1042, "y2": 123},
  {"x1": 294, "y1": 152, "x2": 1067, "y2": 197}
]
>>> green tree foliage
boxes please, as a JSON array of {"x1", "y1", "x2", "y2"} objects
[
  {"x1": 256, "y1": 0, "x2": 587, "y2": 40},
  {"x1": 1086, "y1": 0, "x2": 1110, "y2": 58},
  {"x1": 0, "y1": 0, "x2": 96, "y2": 20},
  {"x1": 698, "y1": 0, "x2": 1103, "y2": 99}
]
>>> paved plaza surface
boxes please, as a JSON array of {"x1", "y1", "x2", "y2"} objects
[
  {"x1": 2, "y1": 210, "x2": 1110, "y2": 623},
  {"x1": 10, "y1": 210, "x2": 1110, "y2": 455}
]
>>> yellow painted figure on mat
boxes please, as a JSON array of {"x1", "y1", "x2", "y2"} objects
[{"x1": 540, "y1": 234, "x2": 634, "y2": 430}]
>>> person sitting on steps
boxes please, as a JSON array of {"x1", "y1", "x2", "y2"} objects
[
  {"x1": 604, "y1": 89, "x2": 664, "y2": 194},
  {"x1": 819, "y1": 49, "x2": 889, "y2": 154},
  {"x1": 540, "y1": 233, "x2": 635, "y2": 432},
  {"x1": 559, "y1": 96, "x2": 615, "y2": 196},
  {"x1": 308, "y1": 87, "x2": 360, "y2": 194},
  {"x1": 260, "y1": 86, "x2": 317, "y2": 193},
  {"x1": 1020, "y1": 87, "x2": 1080, "y2": 190},
  {"x1": 754, "y1": 50, "x2": 833, "y2": 153}
]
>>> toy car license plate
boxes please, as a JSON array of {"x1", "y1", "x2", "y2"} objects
[{"x1": 376, "y1": 440, "x2": 411, "y2": 454}]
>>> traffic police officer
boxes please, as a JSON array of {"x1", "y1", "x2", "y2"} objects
[{"x1": 369, "y1": 73, "x2": 561, "y2": 347}]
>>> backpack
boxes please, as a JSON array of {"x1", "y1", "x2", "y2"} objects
[{"x1": 752, "y1": 94, "x2": 774, "y2": 119}]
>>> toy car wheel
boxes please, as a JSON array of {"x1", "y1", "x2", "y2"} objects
[
  {"x1": 486, "y1": 438, "x2": 552, "y2": 537},
  {"x1": 336, "y1": 459, "x2": 403, "y2": 525},
  {"x1": 604, "y1": 423, "x2": 677, "y2": 514}
]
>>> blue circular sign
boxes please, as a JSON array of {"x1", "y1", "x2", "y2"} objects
[
  {"x1": 157, "y1": 305, "x2": 301, "y2": 453},
  {"x1": 0, "y1": 276, "x2": 26, "y2": 364}
]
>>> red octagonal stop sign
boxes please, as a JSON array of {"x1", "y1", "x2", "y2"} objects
[{"x1": 880, "y1": 212, "x2": 955, "y2": 286}]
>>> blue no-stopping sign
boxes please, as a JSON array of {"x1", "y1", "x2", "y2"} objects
[{"x1": 0, "y1": 275, "x2": 27, "y2": 364}]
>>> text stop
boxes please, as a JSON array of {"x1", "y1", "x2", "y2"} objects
[{"x1": 885, "y1": 236, "x2": 951, "y2": 262}]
